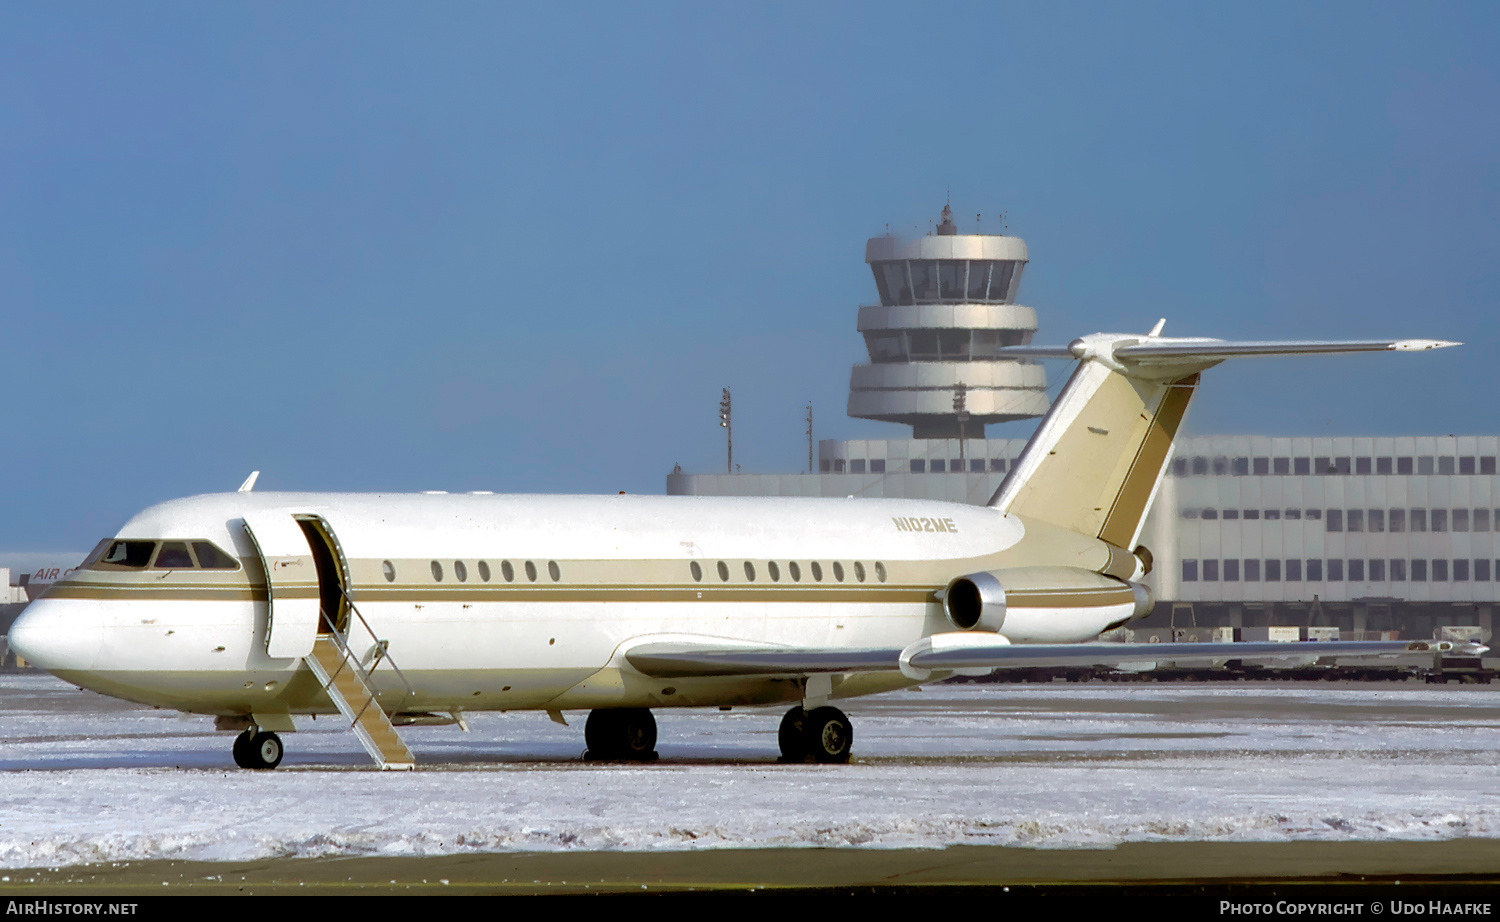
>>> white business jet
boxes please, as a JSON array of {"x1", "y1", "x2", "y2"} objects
[{"x1": 9, "y1": 324, "x2": 1471, "y2": 770}]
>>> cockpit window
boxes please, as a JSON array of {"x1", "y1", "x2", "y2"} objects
[
  {"x1": 89, "y1": 539, "x2": 241, "y2": 571},
  {"x1": 98, "y1": 541, "x2": 156, "y2": 569},
  {"x1": 192, "y1": 541, "x2": 239, "y2": 569},
  {"x1": 155, "y1": 542, "x2": 194, "y2": 568}
]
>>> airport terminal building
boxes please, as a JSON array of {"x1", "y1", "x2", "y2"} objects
[{"x1": 668, "y1": 208, "x2": 1495, "y2": 642}]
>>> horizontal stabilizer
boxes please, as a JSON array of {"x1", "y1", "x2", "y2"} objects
[{"x1": 996, "y1": 334, "x2": 1459, "y2": 374}]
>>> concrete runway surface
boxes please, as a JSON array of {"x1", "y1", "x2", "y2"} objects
[{"x1": 4, "y1": 673, "x2": 1500, "y2": 892}]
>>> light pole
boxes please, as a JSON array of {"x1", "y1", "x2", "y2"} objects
[
  {"x1": 953, "y1": 383, "x2": 969, "y2": 469},
  {"x1": 719, "y1": 387, "x2": 733, "y2": 474},
  {"x1": 805, "y1": 402, "x2": 813, "y2": 474}
]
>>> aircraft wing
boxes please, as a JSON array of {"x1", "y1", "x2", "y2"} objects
[
  {"x1": 625, "y1": 644, "x2": 899, "y2": 678},
  {"x1": 625, "y1": 635, "x2": 1486, "y2": 681}
]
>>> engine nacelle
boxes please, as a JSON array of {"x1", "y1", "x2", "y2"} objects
[
  {"x1": 942, "y1": 567, "x2": 1155, "y2": 639},
  {"x1": 942, "y1": 571, "x2": 1007, "y2": 632}
]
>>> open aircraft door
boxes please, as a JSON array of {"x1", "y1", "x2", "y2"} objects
[{"x1": 242, "y1": 512, "x2": 322, "y2": 659}]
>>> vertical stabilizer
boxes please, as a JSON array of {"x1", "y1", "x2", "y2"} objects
[
  {"x1": 987, "y1": 327, "x2": 1457, "y2": 550},
  {"x1": 989, "y1": 357, "x2": 1196, "y2": 550}
]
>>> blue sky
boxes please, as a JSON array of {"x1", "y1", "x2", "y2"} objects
[{"x1": 2, "y1": 1, "x2": 1497, "y2": 556}]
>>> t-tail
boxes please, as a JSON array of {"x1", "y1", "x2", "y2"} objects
[{"x1": 987, "y1": 320, "x2": 1459, "y2": 551}]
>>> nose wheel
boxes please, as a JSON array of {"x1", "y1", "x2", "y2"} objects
[
  {"x1": 778, "y1": 706, "x2": 852, "y2": 763},
  {"x1": 232, "y1": 729, "x2": 285, "y2": 769}
]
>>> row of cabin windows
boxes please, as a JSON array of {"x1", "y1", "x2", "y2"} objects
[
  {"x1": 1173, "y1": 455, "x2": 1499, "y2": 477},
  {"x1": 689, "y1": 560, "x2": 889, "y2": 584},
  {"x1": 1182, "y1": 558, "x2": 1499, "y2": 582},
  {"x1": 383, "y1": 559, "x2": 562, "y2": 584},
  {"x1": 822, "y1": 458, "x2": 1008, "y2": 474},
  {"x1": 88, "y1": 539, "x2": 240, "y2": 571},
  {"x1": 1185, "y1": 507, "x2": 1500, "y2": 533}
]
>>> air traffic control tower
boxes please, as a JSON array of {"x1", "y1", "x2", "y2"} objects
[
  {"x1": 669, "y1": 205, "x2": 1050, "y2": 503},
  {"x1": 852, "y1": 204, "x2": 1048, "y2": 438}
]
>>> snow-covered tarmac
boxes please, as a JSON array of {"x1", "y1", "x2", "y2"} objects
[{"x1": 3, "y1": 674, "x2": 1499, "y2": 870}]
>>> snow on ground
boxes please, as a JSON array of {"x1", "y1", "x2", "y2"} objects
[{"x1": 3, "y1": 674, "x2": 1500, "y2": 868}]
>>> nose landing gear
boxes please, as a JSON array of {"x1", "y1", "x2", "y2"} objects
[
  {"x1": 232, "y1": 729, "x2": 285, "y2": 769},
  {"x1": 778, "y1": 706, "x2": 852, "y2": 763}
]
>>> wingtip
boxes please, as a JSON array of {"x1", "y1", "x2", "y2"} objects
[{"x1": 1392, "y1": 339, "x2": 1462, "y2": 351}]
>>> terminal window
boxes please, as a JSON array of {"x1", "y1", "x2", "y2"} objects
[
  {"x1": 1377, "y1": 457, "x2": 1393, "y2": 474},
  {"x1": 1274, "y1": 457, "x2": 1291, "y2": 475},
  {"x1": 1182, "y1": 559, "x2": 1198, "y2": 581},
  {"x1": 1348, "y1": 559, "x2": 1364, "y2": 581},
  {"x1": 870, "y1": 459, "x2": 886, "y2": 473},
  {"x1": 1369, "y1": 559, "x2": 1385, "y2": 581},
  {"x1": 1398, "y1": 457, "x2": 1414, "y2": 474},
  {"x1": 1295, "y1": 458, "x2": 1311, "y2": 475}
]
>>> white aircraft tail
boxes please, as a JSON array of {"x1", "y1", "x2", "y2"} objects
[{"x1": 987, "y1": 322, "x2": 1458, "y2": 551}]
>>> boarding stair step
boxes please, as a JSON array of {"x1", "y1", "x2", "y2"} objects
[{"x1": 307, "y1": 636, "x2": 415, "y2": 771}]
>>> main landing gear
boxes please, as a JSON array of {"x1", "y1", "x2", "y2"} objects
[
  {"x1": 232, "y1": 729, "x2": 285, "y2": 770},
  {"x1": 584, "y1": 708, "x2": 659, "y2": 761},
  {"x1": 777, "y1": 706, "x2": 853, "y2": 764}
]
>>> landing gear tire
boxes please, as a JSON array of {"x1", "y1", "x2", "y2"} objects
[
  {"x1": 803, "y1": 706, "x2": 852, "y2": 764},
  {"x1": 778, "y1": 707, "x2": 809, "y2": 762},
  {"x1": 232, "y1": 729, "x2": 284, "y2": 769},
  {"x1": 584, "y1": 708, "x2": 658, "y2": 761},
  {"x1": 778, "y1": 706, "x2": 853, "y2": 763}
]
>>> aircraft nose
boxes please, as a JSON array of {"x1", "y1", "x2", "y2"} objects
[{"x1": 7, "y1": 599, "x2": 102, "y2": 673}]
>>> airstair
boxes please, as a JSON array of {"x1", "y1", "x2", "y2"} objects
[{"x1": 305, "y1": 607, "x2": 416, "y2": 770}]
